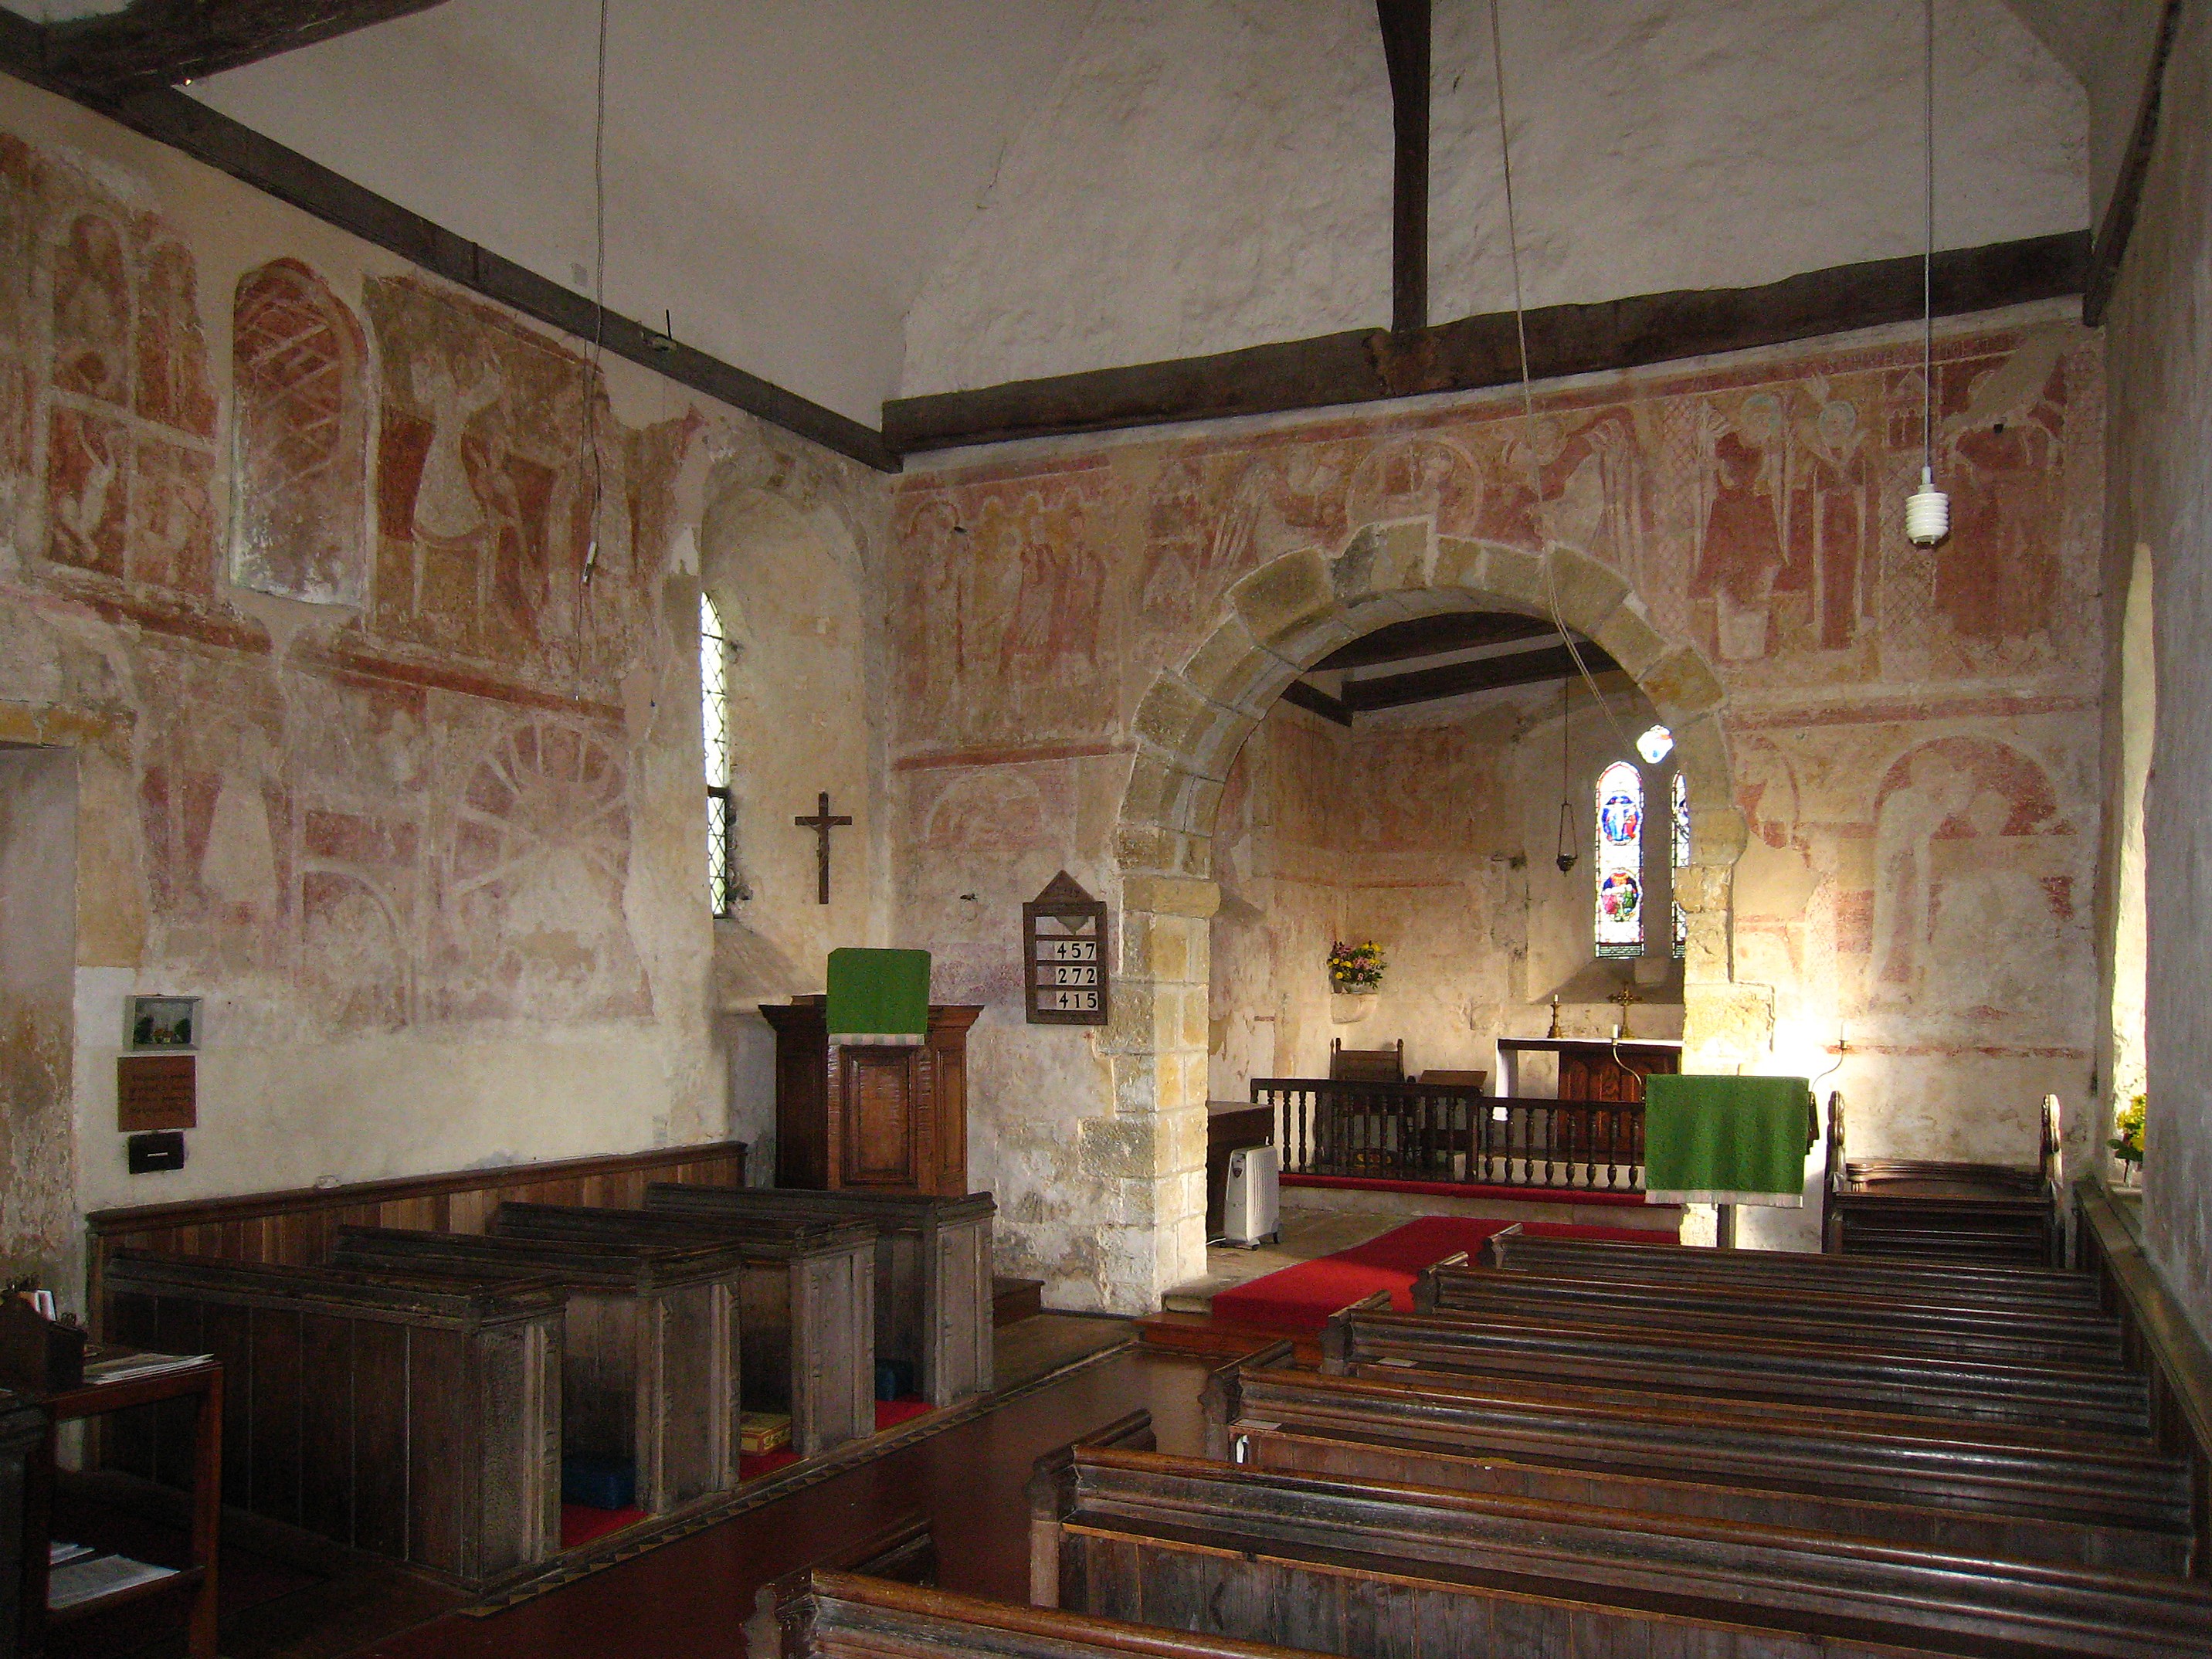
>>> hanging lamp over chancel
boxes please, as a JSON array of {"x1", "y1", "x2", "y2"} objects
[{"x1": 1556, "y1": 677, "x2": 1579, "y2": 874}]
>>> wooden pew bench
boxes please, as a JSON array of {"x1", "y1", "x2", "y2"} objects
[
  {"x1": 1412, "y1": 1257, "x2": 2128, "y2": 1370},
  {"x1": 1031, "y1": 1431, "x2": 2212, "y2": 1658},
  {"x1": 1202, "y1": 1345, "x2": 2193, "y2": 1576},
  {"x1": 775, "y1": 1572, "x2": 1322, "y2": 1659},
  {"x1": 327, "y1": 1225, "x2": 746, "y2": 1510},
  {"x1": 1319, "y1": 1297, "x2": 2152, "y2": 1436},
  {"x1": 1484, "y1": 1227, "x2": 2102, "y2": 1310},
  {"x1": 100, "y1": 1252, "x2": 563, "y2": 1593},
  {"x1": 644, "y1": 1183, "x2": 997, "y2": 1407},
  {"x1": 480, "y1": 1206, "x2": 879, "y2": 1455}
]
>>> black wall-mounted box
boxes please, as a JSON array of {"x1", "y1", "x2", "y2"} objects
[{"x1": 126, "y1": 1131, "x2": 186, "y2": 1174}]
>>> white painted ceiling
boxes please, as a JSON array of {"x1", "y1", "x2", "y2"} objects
[{"x1": 0, "y1": 0, "x2": 2148, "y2": 429}]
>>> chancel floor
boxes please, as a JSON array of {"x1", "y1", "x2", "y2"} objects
[{"x1": 1162, "y1": 1203, "x2": 1401, "y2": 1312}]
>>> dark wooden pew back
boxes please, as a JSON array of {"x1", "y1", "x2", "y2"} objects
[
  {"x1": 327, "y1": 1225, "x2": 742, "y2": 1509},
  {"x1": 643, "y1": 1183, "x2": 997, "y2": 1406},
  {"x1": 101, "y1": 1251, "x2": 564, "y2": 1592},
  {"x1": 483, "y1": 1204, "x2": 879, "y2": 1457},
  {"x1": 1203, "y1": 1349, "x2": 2191, "y2": 1575},
  {"x1": 1035, "y1": 1437, "x2": 2212, "y2": 1658},
  {"x1": 1320, "y1": 1301, "x2": 2152, "y2": 1435}
]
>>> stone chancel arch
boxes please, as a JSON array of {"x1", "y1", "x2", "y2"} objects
[{"x1": 1104, "y1": 522, "x2": 1760, "y2": 1309}]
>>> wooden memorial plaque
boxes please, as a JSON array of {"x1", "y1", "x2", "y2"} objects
[
  {"x1": 118, "y1": 1053, "x2": 196, "y2": 1131},
  {"x1": 1023, "y1": 871, "x2": 1109, "y2": 1026}
]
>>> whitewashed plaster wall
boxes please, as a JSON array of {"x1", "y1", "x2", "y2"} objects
[
  {"x1": 901, "y1": 0, "x2": 2087, "y2": 395},
  {"x1": 176, "y1": 0, "x2": 1091, "y2": 426},
  {"x1": 0, "y1": 76, "x2": 893, "y2": 1302},
  {"x1": 2102, "y1": 0, "x2": 2210, "y2": 1339}
]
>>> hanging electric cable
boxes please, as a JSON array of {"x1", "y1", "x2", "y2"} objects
[
  {"x1": 1485, "y1": 0, "x2": 1637, "y2": 760},
  {"x1": 1905, "y1": 0, "x2": 1950, "y2": 548},
  {"x1": 580, "y1": 0, "x2": 612, "y2": 585}
]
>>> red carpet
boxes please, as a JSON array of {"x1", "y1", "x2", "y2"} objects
[
  {"x1": 1210, "y1": 1216, "x2": 1668, "y2": 1336},
  {"x1": 561, "y1": 1504, "x2": 647, "y2": 1549},
  {"x1": 1281, "y1": 1172, "x2": 1654, "y2": 1207}
]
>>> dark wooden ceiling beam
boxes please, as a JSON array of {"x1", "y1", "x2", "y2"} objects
[
  {"x1": 883, "y1": 230, "x2": 2087, "y2": 455},
  {"x1": 41, "y1": 0, "x2": 453, "y2": 98},
  {"x1": 1342, "y1": 640, "x2": 1620, "y2": 714},
  {"x1": 0, "y1": 31, "x2": 897, "y2": 472},
  {"x1": 1376, "y1": 0, "x2": 1430, "y2": 335},
  {"x1": 1315, "y1": 610, "x2": 1556, "y2": 670}
]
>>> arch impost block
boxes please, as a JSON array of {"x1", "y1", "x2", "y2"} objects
[
  {"x1": 1688, "y1": 805, "x2": 1749, "y2": 867},
  {"x1": 1121, "y1": 874, "x2": 1221, "y2": 920},
  {"x1": 1228, "y1": 548, "x2": 1336, "y2": 647}
]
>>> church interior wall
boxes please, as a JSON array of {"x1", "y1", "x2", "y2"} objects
[
  {"x1": 2102, "y1": 0, "x2": 2212, "y2": 1342},
  {"x1": 892, "y1": 307, "x2": 2105, "y2": 1311},
  {"x1": 1208, "y1": 678, "x2": 1686, "y2": 1103},
  {"x1": 901, "y1": 0, "x2": 2086, "y2": 397},
  {"x1": 0, "y1": 74, "x2": 892, "y2": 1304}
]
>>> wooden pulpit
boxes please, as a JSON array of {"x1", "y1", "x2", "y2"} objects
[{"x1": 762, "y1": 996, "x2": 982, "y2": 1196}]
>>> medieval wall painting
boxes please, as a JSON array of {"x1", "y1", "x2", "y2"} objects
[{"x1": 230, "y1": 259, "x2": 371, "y2": 606}]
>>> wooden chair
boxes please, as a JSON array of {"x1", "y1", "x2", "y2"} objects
[{"x1": 1327, "y1": 1037, "x2": 1403, "y2": 1082}]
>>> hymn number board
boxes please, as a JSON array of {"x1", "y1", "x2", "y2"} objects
[{"x1": 1024, "y1": 872, "x2": 1111, "y2": 1026}]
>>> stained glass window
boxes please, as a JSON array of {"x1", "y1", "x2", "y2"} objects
[
  {"x1": 1594, "y1": 759, "x2": 1644, "y2": 958},
  {"x1": 702, "y1": 592, "x2": 738, "y2": 916},
  {"x1": 1671, "y1": 769, "x2": 1690, "y2": 959}
]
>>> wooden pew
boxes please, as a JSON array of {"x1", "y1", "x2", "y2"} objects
[
  {"x1": 643, "y1": 1183, "x2": 996, "y2": 1407},
  {"x1": 1201, "y1": 1345, "x2": 2192, "y2": 1575},
  {"x1": 326, "y1": 1225, "x2": 745, "y2": 1508},
  {"x1": 1822, "y1": 1092, "x2": 2061, "y2": 1264},
  {"x1": 1032, "y1": 1431, "x2": 2212, "y2": 1658},
  {"x1": 1484, "y1": 1226, "x2": 2102, "y2": 1311},
  {"x1": 0, "y1": 1386, "x2": 46, "y2": 1656},
  {"x1": 1412, "y1": 1256, "x2": 2128, "y2": 1369},
  {"x1": 100, "y1": 1252, "x2": 562, "y2": 1593},
  {"x1": 774, "y1": 1571, "x2": 1322, "y2": 1659},
  {"x1": 480, "y1": 1206, "x2": 882, "y2": 1454},
  {"x1": 742, "y1": 1512, "x2": 939, "y2": 1659},
  {"x1": 1318, "y1": 1295, "x2": 2153, "y2": 1435}
]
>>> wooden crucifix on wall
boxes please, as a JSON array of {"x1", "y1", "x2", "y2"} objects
[{"x1": 795, "y1": 791, "x2": 852, "y2": 904}]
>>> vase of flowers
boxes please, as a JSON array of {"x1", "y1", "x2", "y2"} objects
[
  {"x1": 2110, "y1": 1094, "x2": 2145, "y2": 1186},
  {"x1": 1328, "y1": 940, "x2": 1384, "y2": 1024}
]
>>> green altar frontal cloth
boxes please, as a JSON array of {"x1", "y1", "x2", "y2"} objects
[
  {"x1": 1643, "y1": 1074, "x2": 1816, "y2": 1207},
  {"x1": 826, "y1": 948, "x2": 931, "y2": 1046}
]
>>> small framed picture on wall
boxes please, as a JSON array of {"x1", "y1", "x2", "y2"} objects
[{"x1": 127, "y1": 996, "x2": 200, "y2": 1052}]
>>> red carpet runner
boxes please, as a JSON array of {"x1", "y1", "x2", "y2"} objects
[{"x1": 1210, "y1": 1215, "x2": 1664, "y2": 1336}]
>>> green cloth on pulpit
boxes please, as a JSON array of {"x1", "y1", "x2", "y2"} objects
[
  {"x1": 1644, "y1": 1074, "x2": 1816, "y2": 1206},
  {"x1": 826, "y1": 948, "x2": 931, "y2": 1045}
]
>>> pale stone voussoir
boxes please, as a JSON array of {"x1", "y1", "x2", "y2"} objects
[
  {"x1": 1590, "y1": 599, "x2": 1671, "y2": 680},
  {"x1": 1228, "y1": 548, "x2": 1337, "y2": 648},
  {"x1": 1181, "y1": 613, "x2": 1299, "y2": 718},
  {"x1": 1130, "y1": 675, "x2": 1217, "y2": 758},
  {"x1": 1114, "y1": 820, "x2": 1179, "y2": 877},
  {"x1": 1331, "y1": 518, "x2": 1434, "y2": 603},
  {"x1": 1671, "y1": 714, "x2": 1734, "y2": 809},
  {"x1": 1641, "y1": 644, "x2": 1728, "y2": 721},
  {"x1": 1545, "y1": 546, "x2": 1631, "y2": 633}
]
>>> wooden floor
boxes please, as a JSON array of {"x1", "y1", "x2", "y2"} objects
[{"x1": 353, "y1": 1345, "x2": 1211, "y2": 1657}]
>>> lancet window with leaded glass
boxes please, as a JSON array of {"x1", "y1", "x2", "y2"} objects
[
  {"x1": 1671, "y1": 769, "x2": 1690, "y2": 959},
  {"x1": 701, "y1": 593, "x2": 737, "y2": 916},
  {"x1": 1593, "y1": 759, "x2": 1644, "y2": 958}
]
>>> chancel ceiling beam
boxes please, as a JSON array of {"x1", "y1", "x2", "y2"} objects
[
  {"x1": 1376, "y1": 0, "x2": 1430, "y2": 335},
  {"x1": 882, "y1": 231, "x2": 2087, "y2": 455},
  {"x1": 37, "y1": 0, "x2": 453, "y2": 97},
  {"x1": 1315, "y1": 610, "x2": 1555, "y2": 671},
  {"x1": 0, "y1": 19, "x2": 899, "y2": 471},
  {"x1": 1341, "y1": 640, "x2": 1622, "y2": 714}
]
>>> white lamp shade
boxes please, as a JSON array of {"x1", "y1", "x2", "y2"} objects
[{"x1": 1905, "y1": 466, "x2": 1949, "y2": 546}]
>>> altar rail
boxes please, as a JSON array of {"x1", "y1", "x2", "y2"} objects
[{"x1": 1251, "y1": 1078, "x2": 1643, "y2": 1192}]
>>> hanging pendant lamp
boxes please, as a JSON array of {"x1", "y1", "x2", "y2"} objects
[
  {"x1": 1905, "y1": 0, "x2": 1950, "y2": 548},
  {"x1": 1556, "y1": 677, "x2": 1579, "y2": 874}
]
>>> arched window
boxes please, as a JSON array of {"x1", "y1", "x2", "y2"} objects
[
  {"x1": 702, "y1": 592, "x2": 738, "y2": 915},
  {"x1": 1671, "y1": 769, "x2": 1691, "y2": 958},
  {"x1": 1593, "y1": 760, "x2": 1644, "y2": 958}
]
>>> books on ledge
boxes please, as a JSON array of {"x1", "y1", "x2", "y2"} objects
[
  {"x1": 80, "y1": 1348, "x2": 211, "y2": 1386},
  {"x1": 48, "y1": 1552, "x2": 178, "y2": 1610}
]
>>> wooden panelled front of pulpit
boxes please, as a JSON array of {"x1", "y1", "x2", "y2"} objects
[{"x1": 763, "y1": 998, "x2": 982, "y2": 1196}]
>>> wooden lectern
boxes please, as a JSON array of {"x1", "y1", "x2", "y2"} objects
[{"x1": 762, "y1": 996, "x2": 982, "y2": 1196}]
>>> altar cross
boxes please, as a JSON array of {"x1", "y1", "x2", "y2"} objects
[
  {"x1": 794, "y1": 791, "x2": 852, "y2": 905},
  {"x1": 1607, "y1": 981, "x2": 1641, "y2": 1039}
]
